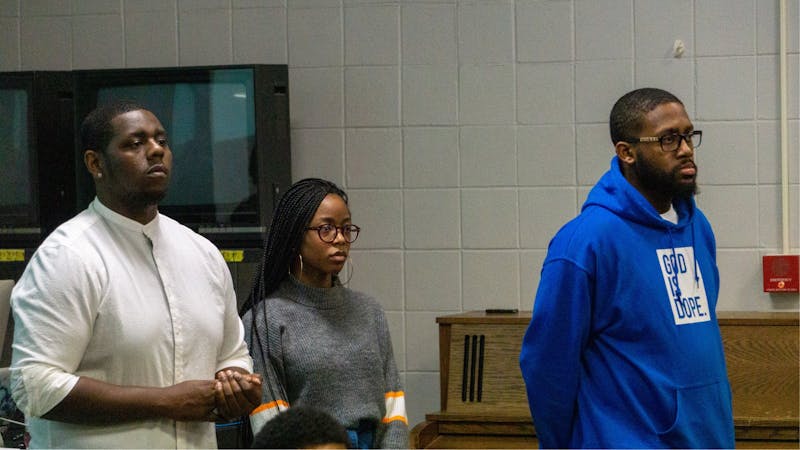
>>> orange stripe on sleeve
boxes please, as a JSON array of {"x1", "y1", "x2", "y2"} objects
[
  {"x1": 250, "y1": 399, "x2": 290, "y2": 416},
  {"x1": 382, "y1": 415, "x2": 409, "y2": 425},
  {"x1": 383, "y1": 391, "x2": 407, "y2": 426}
]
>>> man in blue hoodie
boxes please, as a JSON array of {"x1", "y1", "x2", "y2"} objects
[{"x1": 519, "y1": 88, "x2": 735, "y2": 448}]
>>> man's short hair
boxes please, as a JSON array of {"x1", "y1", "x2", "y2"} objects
[
  {"x1": 609, "y1": 88, "x2": 683, "y2": 145},
  {"x1": 251, "y1": 406, "x2": 350, "y2": 449},
  {"x1": 80, "y1": 100, "x2": 147, "y2": 154}
]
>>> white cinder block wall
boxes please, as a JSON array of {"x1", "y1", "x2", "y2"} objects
[{"x1": 2, "y1": 0, "x2": 798, "y2": 428}]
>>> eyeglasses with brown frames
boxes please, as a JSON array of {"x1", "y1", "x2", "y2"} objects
[{"x1": 305, "y1": 224, "x2": 361, "y2": 243}]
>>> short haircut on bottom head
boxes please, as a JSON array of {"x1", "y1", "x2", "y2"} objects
[{"x1": 251, "y1": 406, "x2": 350, "y2": 449}]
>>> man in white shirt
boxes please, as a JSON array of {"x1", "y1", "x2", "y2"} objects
[{"x1": 9, "y1": 100, "x2": 260, "y2": 448}]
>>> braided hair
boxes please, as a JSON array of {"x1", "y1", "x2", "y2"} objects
[
  {"x1": 244, "y1": 177, "x2": 348, "y2": 313},
  {"x1": 241, "y1": 178, "x2": 349, "y2": 419}
]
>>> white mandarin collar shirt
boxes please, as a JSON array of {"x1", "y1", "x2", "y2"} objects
[{"x1": 10, "y1": 198, "x2": 252, "y2": 449}]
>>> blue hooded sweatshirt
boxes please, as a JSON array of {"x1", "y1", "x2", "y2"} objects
[{"x1": 519, "y1": 157, "x2": 734, "y2": 449}]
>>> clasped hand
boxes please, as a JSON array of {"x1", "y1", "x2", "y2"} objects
[
  {"x1": 212, "y1": 370, "x2": 262, "y2": 421},
  {"x1": 163, "y1": 370, "x2": 261, "y2": 422}
]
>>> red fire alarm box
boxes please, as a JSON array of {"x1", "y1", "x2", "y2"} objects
[{"x1": 762, "y1": 255, "x2": 800, "y2": 293}]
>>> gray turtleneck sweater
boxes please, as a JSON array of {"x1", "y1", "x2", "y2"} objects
[{"x1": 243, "y1": 276, "x2": 409, "y2": 448}]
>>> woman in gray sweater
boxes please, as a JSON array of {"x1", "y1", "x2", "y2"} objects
[{"x1": 241, "y1": 178, "x2": 408, "y2": 449}]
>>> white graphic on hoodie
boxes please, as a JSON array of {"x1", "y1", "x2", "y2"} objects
[{"x1": 656, "y1": 246, "x2": 711, "y2": 325}]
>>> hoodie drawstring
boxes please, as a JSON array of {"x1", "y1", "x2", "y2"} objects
[
  {"x1": 691, "y1": 225, "x2": 699, "y2": 286},
  {"x1": 667, "y1": 224, "x2": 700, "y2": 302},
  {"x1": 667, "y1": 228, "x2": 683, "y2": 302}
]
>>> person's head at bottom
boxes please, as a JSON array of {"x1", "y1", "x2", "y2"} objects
[{"x1": 251, "y1": 406, "x2": 350, "y2": 449}]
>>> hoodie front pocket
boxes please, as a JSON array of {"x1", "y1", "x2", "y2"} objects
[{"x1": 657, "y1": 380, "x2": 733, "y2": 448}]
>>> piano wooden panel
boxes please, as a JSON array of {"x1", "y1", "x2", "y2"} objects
[
  {"x1": 443, "y1": 323, "x2": 529, "y2": 416},
  {"x1": 413, "y1": 310, "x2": 799, "y2": 449}
]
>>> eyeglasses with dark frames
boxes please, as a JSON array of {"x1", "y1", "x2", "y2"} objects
[
  {"x1": 305, "y1": 224, "x2": 361, "y2": 243},
  {"x1": 630, "y1": 130, "x2": 702, "y2": 153}
]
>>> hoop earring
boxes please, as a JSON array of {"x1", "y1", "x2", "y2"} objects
[
  {"x1": 288, "y1": 254, "x2": 304, "y2": 278},
  {"x1": 299, "y1": 254, "x2": 304, "y2": 277},
  {"x1": 341, "y1": 256, "x2": 353, "y2": 285}
]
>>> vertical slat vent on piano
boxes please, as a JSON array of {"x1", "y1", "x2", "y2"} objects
[{"x1": 461, "y1": 334, "x2": 486, "y2": 402}]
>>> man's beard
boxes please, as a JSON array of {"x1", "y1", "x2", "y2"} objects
[
  {"x1": 103, "y1": 157, "x2": 169, "y2": 209},
  {"x1": 121, "y1": 189, "x2": 168, "y2": 210},
  {"x1": 633, "y1": 155, "x2": 697, "y2": 200}
]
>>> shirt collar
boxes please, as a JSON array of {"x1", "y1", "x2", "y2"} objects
[{"x1": 91, "y1": 197, "x2": 160, "y2": 236}]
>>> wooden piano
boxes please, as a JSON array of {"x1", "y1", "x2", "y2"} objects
[{"x1": 411, "y1": 310, "x2": 799, "y2": 449}]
